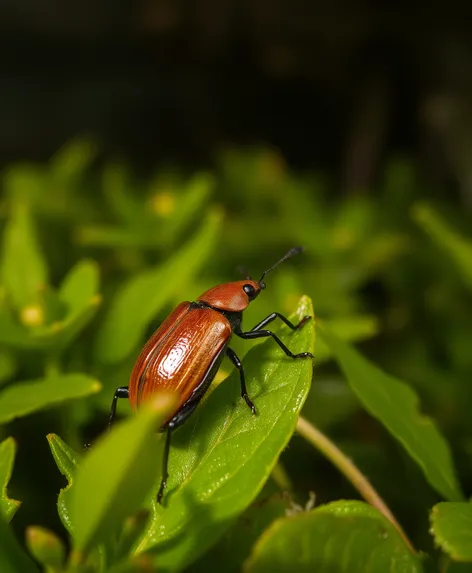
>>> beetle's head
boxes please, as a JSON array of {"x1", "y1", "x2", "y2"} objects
[{"x1": 197, "y1": 247, "x2": 304, "y2": 312}]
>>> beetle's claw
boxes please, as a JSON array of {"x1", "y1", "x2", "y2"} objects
[
  {"x1": 296, "y1": 315, "x2": 312, "y2": 329},
  {"x1": 295, "y1": 351, "x2": 314, "y2": 359}
]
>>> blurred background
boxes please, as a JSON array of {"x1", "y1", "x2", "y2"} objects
[
  {"x1": 2, "y1": 0, "x2": 472, "y2": 198},
  {"x1": 1, "y1": 0, "x2": 472, "y2": 564}
]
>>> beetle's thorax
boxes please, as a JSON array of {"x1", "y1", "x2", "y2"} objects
[{"x1": 197, "y1": 279, "x2": 261, "y2": 312}]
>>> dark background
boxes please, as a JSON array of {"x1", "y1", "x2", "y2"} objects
[{"x1": 2, "y1": 0, "x2": 472, "y2": 203}]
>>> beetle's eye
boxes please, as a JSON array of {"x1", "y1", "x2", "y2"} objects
[{"x1": 243, "y1": 284, "x2": 256, "y2": 298}]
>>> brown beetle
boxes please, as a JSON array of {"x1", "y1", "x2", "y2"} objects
[{"x1": 109, "y1": 247, "x2": 313, "y2": 503}]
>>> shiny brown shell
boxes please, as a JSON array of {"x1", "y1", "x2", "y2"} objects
[{"x1": 128, "y1": 302, "x2": 232, "y2": 423}]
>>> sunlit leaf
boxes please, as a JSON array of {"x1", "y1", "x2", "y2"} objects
[
  {"x1": 431, "y1": 502, "x2": 472, "y2": 562},
  {"x1": 71, "y1": 393, "x2": 176, "y2": 556},
  {"x1": 1, "y1": 201, "x2": 48, "y2": 313},
  {"x1": 47, "y1": 434, "x2": 81, "y2": 533},
  {"x1": 95, "y1": 209, "x2": 222, "y2": 364},
  {"x1": 0, "y1": 438, "x2": 21, "y2": 521},
  {"x1": 0, "y1": 374, "x2": 101, "y2": 424},
  {"x1": 244, "y1": 500, "x2": 423, "y2": 572},
  {"x1": 26, "y1": 526, "x2": 66, "y2": 571},
  {"x1": 137, "y1": 297, "x2": 315, "y2": 572},
  {"x1": 319, "y1": 326, "x2": 463, "y2": 502}
]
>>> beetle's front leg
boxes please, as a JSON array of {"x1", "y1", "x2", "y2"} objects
[
  {"x1": 250, "y1": 312, "x2": 311, "y2": 332},
  {"x1": 226, "y1": 347, "x2": 256, "y2": 415},
  {"x1": 236, "y1": 329, "x2": 314, "y2": 359}
]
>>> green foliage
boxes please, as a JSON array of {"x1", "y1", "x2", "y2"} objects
[
  {"x1": 430, "y1": 502, "x2": 472, "y2": 562},
  {"x1": 0, "y1": 141, "x2": 470, "y2": 572},
  {"x1": 244, "y1": 500, "x2": 424, "y2": 572},
  {"x1": 0, "y1": 438, "x2": 20, "y2": 520},
  {"x1": 319, "y1": 326, "x2": 463, "y2": 502}
]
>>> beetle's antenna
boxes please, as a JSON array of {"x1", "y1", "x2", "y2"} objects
[{"x1": 259, "y1": 246, "x2": 304, "y2": 288}]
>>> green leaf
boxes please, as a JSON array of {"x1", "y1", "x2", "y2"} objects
[
  {"x1": 0, "y1": 516, "x2": 39, "y2": 573},
  {"x1": 0, "y1": 296, "x2": 101, "y2": 351},
  {"x1": 49, "y1": 138, "x2": 97, "y2": 182},
  {"x1": 1, "y1": 201, "x2": 48, "y2": 313},
  {"x1": 0, "y1": 374, "x2": 101, "y2": 424},
  {"x1": 137, "y1": 296, "x2": 315, "y2": 572},
  {"x1": 319, "y1": 326, "x2": 463, "y2": 502},
  {"x1": 0, "y1": 350, "x2": 16, "y2": 386},
  {"x1": 314, "y1": 315, "x2": 378, "y2": 363},
  {"x1": 47, "y1": 434, "x2": 81, "y2": 533},
  {"x1": 59, "y1": 259, "x2": 100, "y2": 310},
  {"x1": 71, "y1": 393, "x2": 176, "y2": 556},
  {"x1": 95, "y1": 209, "x2": 222, "y2": 364},
  {"x1": 244, "y1": 500, "x2": 423, "y2": 572},
  {"x1": 0, "y1": 438, "x2": 21, "y2": 521},
  {"x1": 26, "y1": 526, "x2": 66, "y2": 570},
  {"x1": 158, "y1": 173, "x2": 214, "y2": 247},
  {"x1": 412, "y1": 203, "x2": 472, "y2": 290},
  {"x1": 431, "y1": 502, "x2": 472, "y2": 562}
]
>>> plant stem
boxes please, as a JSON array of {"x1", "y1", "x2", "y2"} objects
[{"x1": 296, "y1": 415, "x2": 416, "y2": 553}]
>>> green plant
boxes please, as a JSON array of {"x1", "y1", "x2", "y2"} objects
[{"x1": 0, "y1": 142, "x2": 471, "y2": 572}]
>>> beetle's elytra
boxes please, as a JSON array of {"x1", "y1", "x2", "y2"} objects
[{"x1": 108, "y1": 246, "x2": 314, "y2": 504}]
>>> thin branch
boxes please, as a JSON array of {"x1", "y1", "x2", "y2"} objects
[{"x1": 296, "y1": 415, "x2": 416, "y2": 553}]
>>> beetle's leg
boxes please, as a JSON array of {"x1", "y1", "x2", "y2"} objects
[
  {"x1": 250, "y1": 312, "x2": 311, "y2": 332},
  {"x1": 157, "y1": 428, "x2": 172, "y2": 505},
  {"x1": 226, "y1": 347, "x2": 256, "y2": 415},
  {"x1": 108, "y1": 386, "x2": 129, "y2": 431},
  {"x1": 236, "y1": 330, "x2": 314, "y2": 359}
]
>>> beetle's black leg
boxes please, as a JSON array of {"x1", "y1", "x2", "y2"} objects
[
  {"x1": 226, "y1": 347, "x2": 256, "y2": 415},
  {"x1": 108, "y1": 386, "x2": 129, "y2": 431},
  {"x1": 250, "y1": 312, "x2": 311, "y2": 332},
  {"x1": 157, "y1": 428, "x2": 172, "y2": 505},
  {"x1": 236, "y1": 330, "x2": 314, "y2": 359}
]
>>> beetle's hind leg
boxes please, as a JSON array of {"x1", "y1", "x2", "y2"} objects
[
  {"x1": 108, "y1": 386, "x2": 129, "y2": 431},
  {"x1": 236, "y1": 329, "x2": 314, "y2": 360},
  {"x1": 226, "y1": 347, "x2": 256, "y2": 415},
  {"x1": 157, "y1": 428, "x2": 172, "y2": 504}
]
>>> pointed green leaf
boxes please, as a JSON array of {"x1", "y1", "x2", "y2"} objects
[
  {"x1": 72, "y1": 394, "x2": 176, "y2": 556},
  {"x1": 137, "y1": 297, "x2": 315, "y2": 572},
  {"x1": 319, "y1": 326, "x2": 463, "y2": 501},
  {"x1": 244, "y1": 500, "x2": 423, "y2": 573},
  {"x1": 47, "y1": 434, "x2": 81, "y2": 533},
  {"x1": 1, "y1": 201, "x2": 48, "y2": 313},
  {"x1": 26, "y1": 526, "x2": 66, "y2": 570},
  {"x1": 431, "y1": 502, "x2": 472, "y2": 562},
  {"x1": 0, "y1": 374, "x2": 101, "y2": 424},
  {"x1": 95, "y1": 209, "x2": 222, "y2": 364},
  {"x1": 59, "y1": 259, "x2": 100, "y2": 310},
  {"x1": 412, "y1": 203, "x2": 472, "y2": 290},
  {"x1": 0, "y1": 516, "x2": 39, "y2": 573},
  {"x1": 0, "y1": 438, "x2": 21, "y2": 521}
]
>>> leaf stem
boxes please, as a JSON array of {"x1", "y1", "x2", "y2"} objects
[{"x1": 296, "y1": 415, "x2": 416, "y2": 553}]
